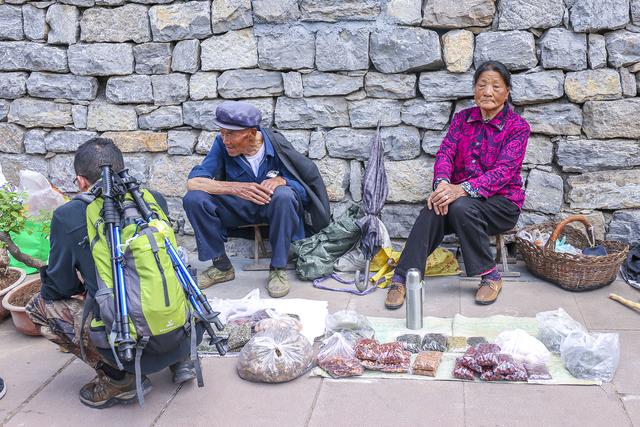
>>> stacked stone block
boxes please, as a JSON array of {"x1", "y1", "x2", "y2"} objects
[{"x1": 1, "y1": 0, "x2": 640, "y2": 257}]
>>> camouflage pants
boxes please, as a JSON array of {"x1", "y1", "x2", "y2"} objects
[{"x1": 26, "y1": 293, "x2": 108, "y2": 370}]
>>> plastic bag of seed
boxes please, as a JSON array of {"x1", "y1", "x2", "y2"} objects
[
  {"x1": 219, "y1": 322, "x2": 253, "y2": 350},
  {"x1": 316, "y1": 332, "x2": 363, "y2": 378},
  {"x1": 412, "y1": 351, "x2": 443, "y2": 376},
  {"x1": 467, "y1": 337, "x2": 488, "y2": 347},
  {"x1": 237, "y1": 327, "x2": 313, "y2": 383},
  {"x1": 325, "y1": 310, "x2": 375, "y2": 340},
  {"x1": 421, "y1": 333, "x2": 447, "y2": 352},
  {"x1": 396, "y1": 334, "x2": 422, "y2": 353},
  {"x1": 447, "y1": 336, "x2": 468, "y2": 352},
  {"x1": 524, "y1": 362, "x2": 552, "y2": 381}
]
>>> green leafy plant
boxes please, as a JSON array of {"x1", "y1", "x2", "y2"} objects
[{"x1": 0, "y1": 185, "x2": 45, "y2": 272}]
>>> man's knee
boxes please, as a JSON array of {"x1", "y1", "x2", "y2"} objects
[
  {"x1": 182, "y1": 190, "x2": 210, "y2": 213},
  {"x1": 271, "y1": 186, "x2": 298, "y2": 209},
  {"x1": 25, "y1": 292, "x2": 46, "y2": 325}
]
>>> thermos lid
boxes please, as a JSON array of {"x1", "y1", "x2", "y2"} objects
[{"x1": 406, "y1": 268, "x2": 422, "y2": 290}]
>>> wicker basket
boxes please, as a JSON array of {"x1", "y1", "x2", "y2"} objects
[{"x1": 516, "y1": 215, "x2": 629, "y2": 291}]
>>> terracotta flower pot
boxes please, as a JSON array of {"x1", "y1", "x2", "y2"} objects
[
  {"x1": 0, "y1": 267, "x2": 27, "y2": 320},
  {"x1": 2, "y1": 277, "x2": 41, "y2": 336}
]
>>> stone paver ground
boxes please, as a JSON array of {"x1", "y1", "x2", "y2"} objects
[{"x1": 1, "y1": 258, "x2": 638, "y2": 427}]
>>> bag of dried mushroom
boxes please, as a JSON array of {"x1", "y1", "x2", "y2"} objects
[{"x1": 237, "y1": 327, "x2": 313, "y2": 383}]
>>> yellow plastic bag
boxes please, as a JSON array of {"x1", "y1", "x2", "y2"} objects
[{"x1": 370, "y1": 247, "x2": 460, "y2": 289}]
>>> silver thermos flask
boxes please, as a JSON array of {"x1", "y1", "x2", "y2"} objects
[{"x1": 405, "y1": 268, "x2": 423, "y2": 330}]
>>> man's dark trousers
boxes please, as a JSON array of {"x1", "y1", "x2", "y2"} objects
[
  {"x1": 395, "y1": 196, "x2": 520, "y2": 278},
  {"x1": 183, "y1": 186, "x2": 302, "y2": 268}
]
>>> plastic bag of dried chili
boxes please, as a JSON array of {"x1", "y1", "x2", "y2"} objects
[{"x1": 317, "y1": 332, "x2": 363, "y2": 378}]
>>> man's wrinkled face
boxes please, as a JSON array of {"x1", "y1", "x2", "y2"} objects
[{"x1": 220, "y1": 128, "x2": 257, "y2": 157}]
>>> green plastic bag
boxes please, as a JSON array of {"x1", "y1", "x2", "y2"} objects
[
  {"x1": 8, "y1": 220, "x2": 50, "y2": 274},
  {"x1": 291, "y1": 204, "x2": 363, "y2": 280}
]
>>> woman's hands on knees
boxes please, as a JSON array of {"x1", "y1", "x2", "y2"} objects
[{"x1": 428, "y1": 182, "x2": 467, "y2": 215}]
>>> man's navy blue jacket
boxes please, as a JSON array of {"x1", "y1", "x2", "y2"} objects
[{"x1": 188, "y1": 127, "x2": 331, "y2": 235}]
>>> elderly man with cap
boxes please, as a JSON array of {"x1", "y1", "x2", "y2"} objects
[{"x1": 183, "y1": 101, "x2": 330, "y2": 297}]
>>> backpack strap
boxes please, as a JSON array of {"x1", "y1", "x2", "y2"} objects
[
  {"x1": 135, "y1": 336, "x2": 150, "y2": 407},
  {"x1": 74, "y1": 192, "x2": 96, "y2": 204},
  {"x1": 191, "y1": 316, "x2": 204, "y2": 388},
  {"x1": 79, "y1": 294, "x2": 94, "y2": 363}
]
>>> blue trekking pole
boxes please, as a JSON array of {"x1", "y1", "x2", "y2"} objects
[
  {"x1": 101, "y1": 164, "x2": 135, "y2": 362},
  {"x1": 117, "y1": 169, "x2": 227, "y2": 355}
]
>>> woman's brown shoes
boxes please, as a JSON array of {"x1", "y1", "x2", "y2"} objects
[
  {"x1": 475, "y1": 279, "x2": 503, "y2": 305},
  {"x1": 384, "y1": 282, "x2": 406, "y2": 309}
]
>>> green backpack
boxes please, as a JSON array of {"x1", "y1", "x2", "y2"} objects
[{"x1": 78, "y1": 189, "x2": 193, "y2": 404}]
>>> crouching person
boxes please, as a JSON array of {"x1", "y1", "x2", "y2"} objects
[
  {"x1": 183, "y1": 101, "x2": 330, "y2": 297},
  {"x1": 26, "y1": 138, "x2": 199, "y2": 409}
]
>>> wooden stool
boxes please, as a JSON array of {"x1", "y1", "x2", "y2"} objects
[
  {"x1": 235, "y1": 224, "x2": 294, "y2": 272},
  {"x1": 495, "y1": 229, "x2": 520, "y2": 278}
]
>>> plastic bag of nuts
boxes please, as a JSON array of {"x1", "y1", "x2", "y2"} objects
[{"x1": 237, "y1": 327, "x2": 313, "y2": 383}]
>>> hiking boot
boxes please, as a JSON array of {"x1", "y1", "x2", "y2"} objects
[
  {"x1": 385, "y1": 282, "x2": 406, "y2": 310},
  {"x1": 79, "y1": 372, "x2": 152, "y2": 409},
  {"x1": 197, "y1": 265, "x2": 235, "y2": 290},
  {"x1": 170, "y1": 360, "x2": 196, "y2": 384},
  {"x1": 0, "y1": 376, "x2": 6, "y2": 400},
  {"x1": 267, "y1": 268, "x2": 290, "y2": 298},
  {"x1": 475, "y1": 279, "x2": 503, "y2": 305}
]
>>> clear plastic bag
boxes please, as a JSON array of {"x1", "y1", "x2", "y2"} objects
[
  {"x1": 494, "y1": 329, "x2": 550, "y2": 365},
  {"x1": 354, "y1": 338, "x2": 380, "y2": 361},
  {"x1": 254, "y1": 309, "x2": 303, "y2": 333},
  {"x1": 412, "y1": 351, "x2": 443, "y2": 376},
  {"x1": 210, "y1": 289, "x2": 266, "y2": 324},
  {"x1": 316, "y1": 333, "x2": 363, "y2": 378},
  {"x1": 421, "y1": 333, "x2": 447, "y2": 352},
  {"x1": 453, "y1": 359, "x2": 475, "y2": 380},
  {"x1": 475, "y1": 343, "x2": 501, "y2": 367},
  {"x1": 560, "y1": 330, "x2": 620, "y2": 382},
  {"x1": 524, "y1": 362, "x2": 552, "y2": 381},
  {"x1": 447, "y1": 336, "x2": 468, "y2": 352},
  {"x1": 396, "y1": 334, "x2": 422, "y2": 353},
  {"x1": 19, "y1": 170, "x2": 64, "y2": 217},
  {"x1": 237, "y1": 327, "x2": 313, "y2": 383},
  {"x1": 325, "y1": 310, "x2": 374, "y2": 340},
  {"x1": 536, "y1": 308, "x2": 587, "y2": 353}
]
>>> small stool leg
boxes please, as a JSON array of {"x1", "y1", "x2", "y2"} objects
[
  {"x1": 496, "y1": 234, "x2": 509, "y2": 273},
  {"x1": 253, "y1": 226, "x2": 261, "y2": 264}
]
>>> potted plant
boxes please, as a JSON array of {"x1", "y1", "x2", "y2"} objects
[
  {"x1": 0, "y1": 248, "x2": 26, "y2": 320},
  {"x1": 0, "y1": 185, "x2": 47, "y2": 334}
]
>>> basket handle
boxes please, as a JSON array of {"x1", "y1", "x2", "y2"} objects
[{"x1": 544, "y1": 215, "x2": 595, "y2": 252}]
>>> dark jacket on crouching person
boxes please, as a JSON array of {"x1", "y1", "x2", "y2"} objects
[{"x1": 37, "y1": 191, "x2": 201, "y2": 374}]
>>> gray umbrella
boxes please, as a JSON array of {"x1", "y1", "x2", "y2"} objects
[{"x1": 355, "y1": 122, "x2": 389, "y2": 290}]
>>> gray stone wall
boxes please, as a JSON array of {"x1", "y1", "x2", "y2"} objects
[{"x1": 1, "y1": 0, "x2": 640, "y2": 257}]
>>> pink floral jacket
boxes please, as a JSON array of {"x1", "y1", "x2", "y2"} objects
[{"x1": 433, "y1": 105, "x2": 530, "y2": 209}]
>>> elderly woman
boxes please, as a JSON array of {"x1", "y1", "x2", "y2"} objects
[{"x1": 385, "y1": 61, "x2": 530, "y2": 309}]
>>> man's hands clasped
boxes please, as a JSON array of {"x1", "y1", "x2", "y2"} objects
[
  {"x1": 187, "y1": 176, "x2": 286, "y2": 205},
  {"x1": 232, "y1": 177, "x2": 286, "y2": 205},
  {"x1": 427, "y1": 182, "x2": 467, "y2": 215}
]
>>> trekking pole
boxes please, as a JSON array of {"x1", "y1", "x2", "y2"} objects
[
  {"x1": 117, "y1": 170, "x2": 227, "y2": 355},
  {"x1": 101, "y1": 164, "x2": 135, "y2": 362}
]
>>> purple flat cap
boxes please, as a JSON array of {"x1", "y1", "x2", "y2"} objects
[{"x1": 213, "y1": 101, "x2": 262, "y2": 130}]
